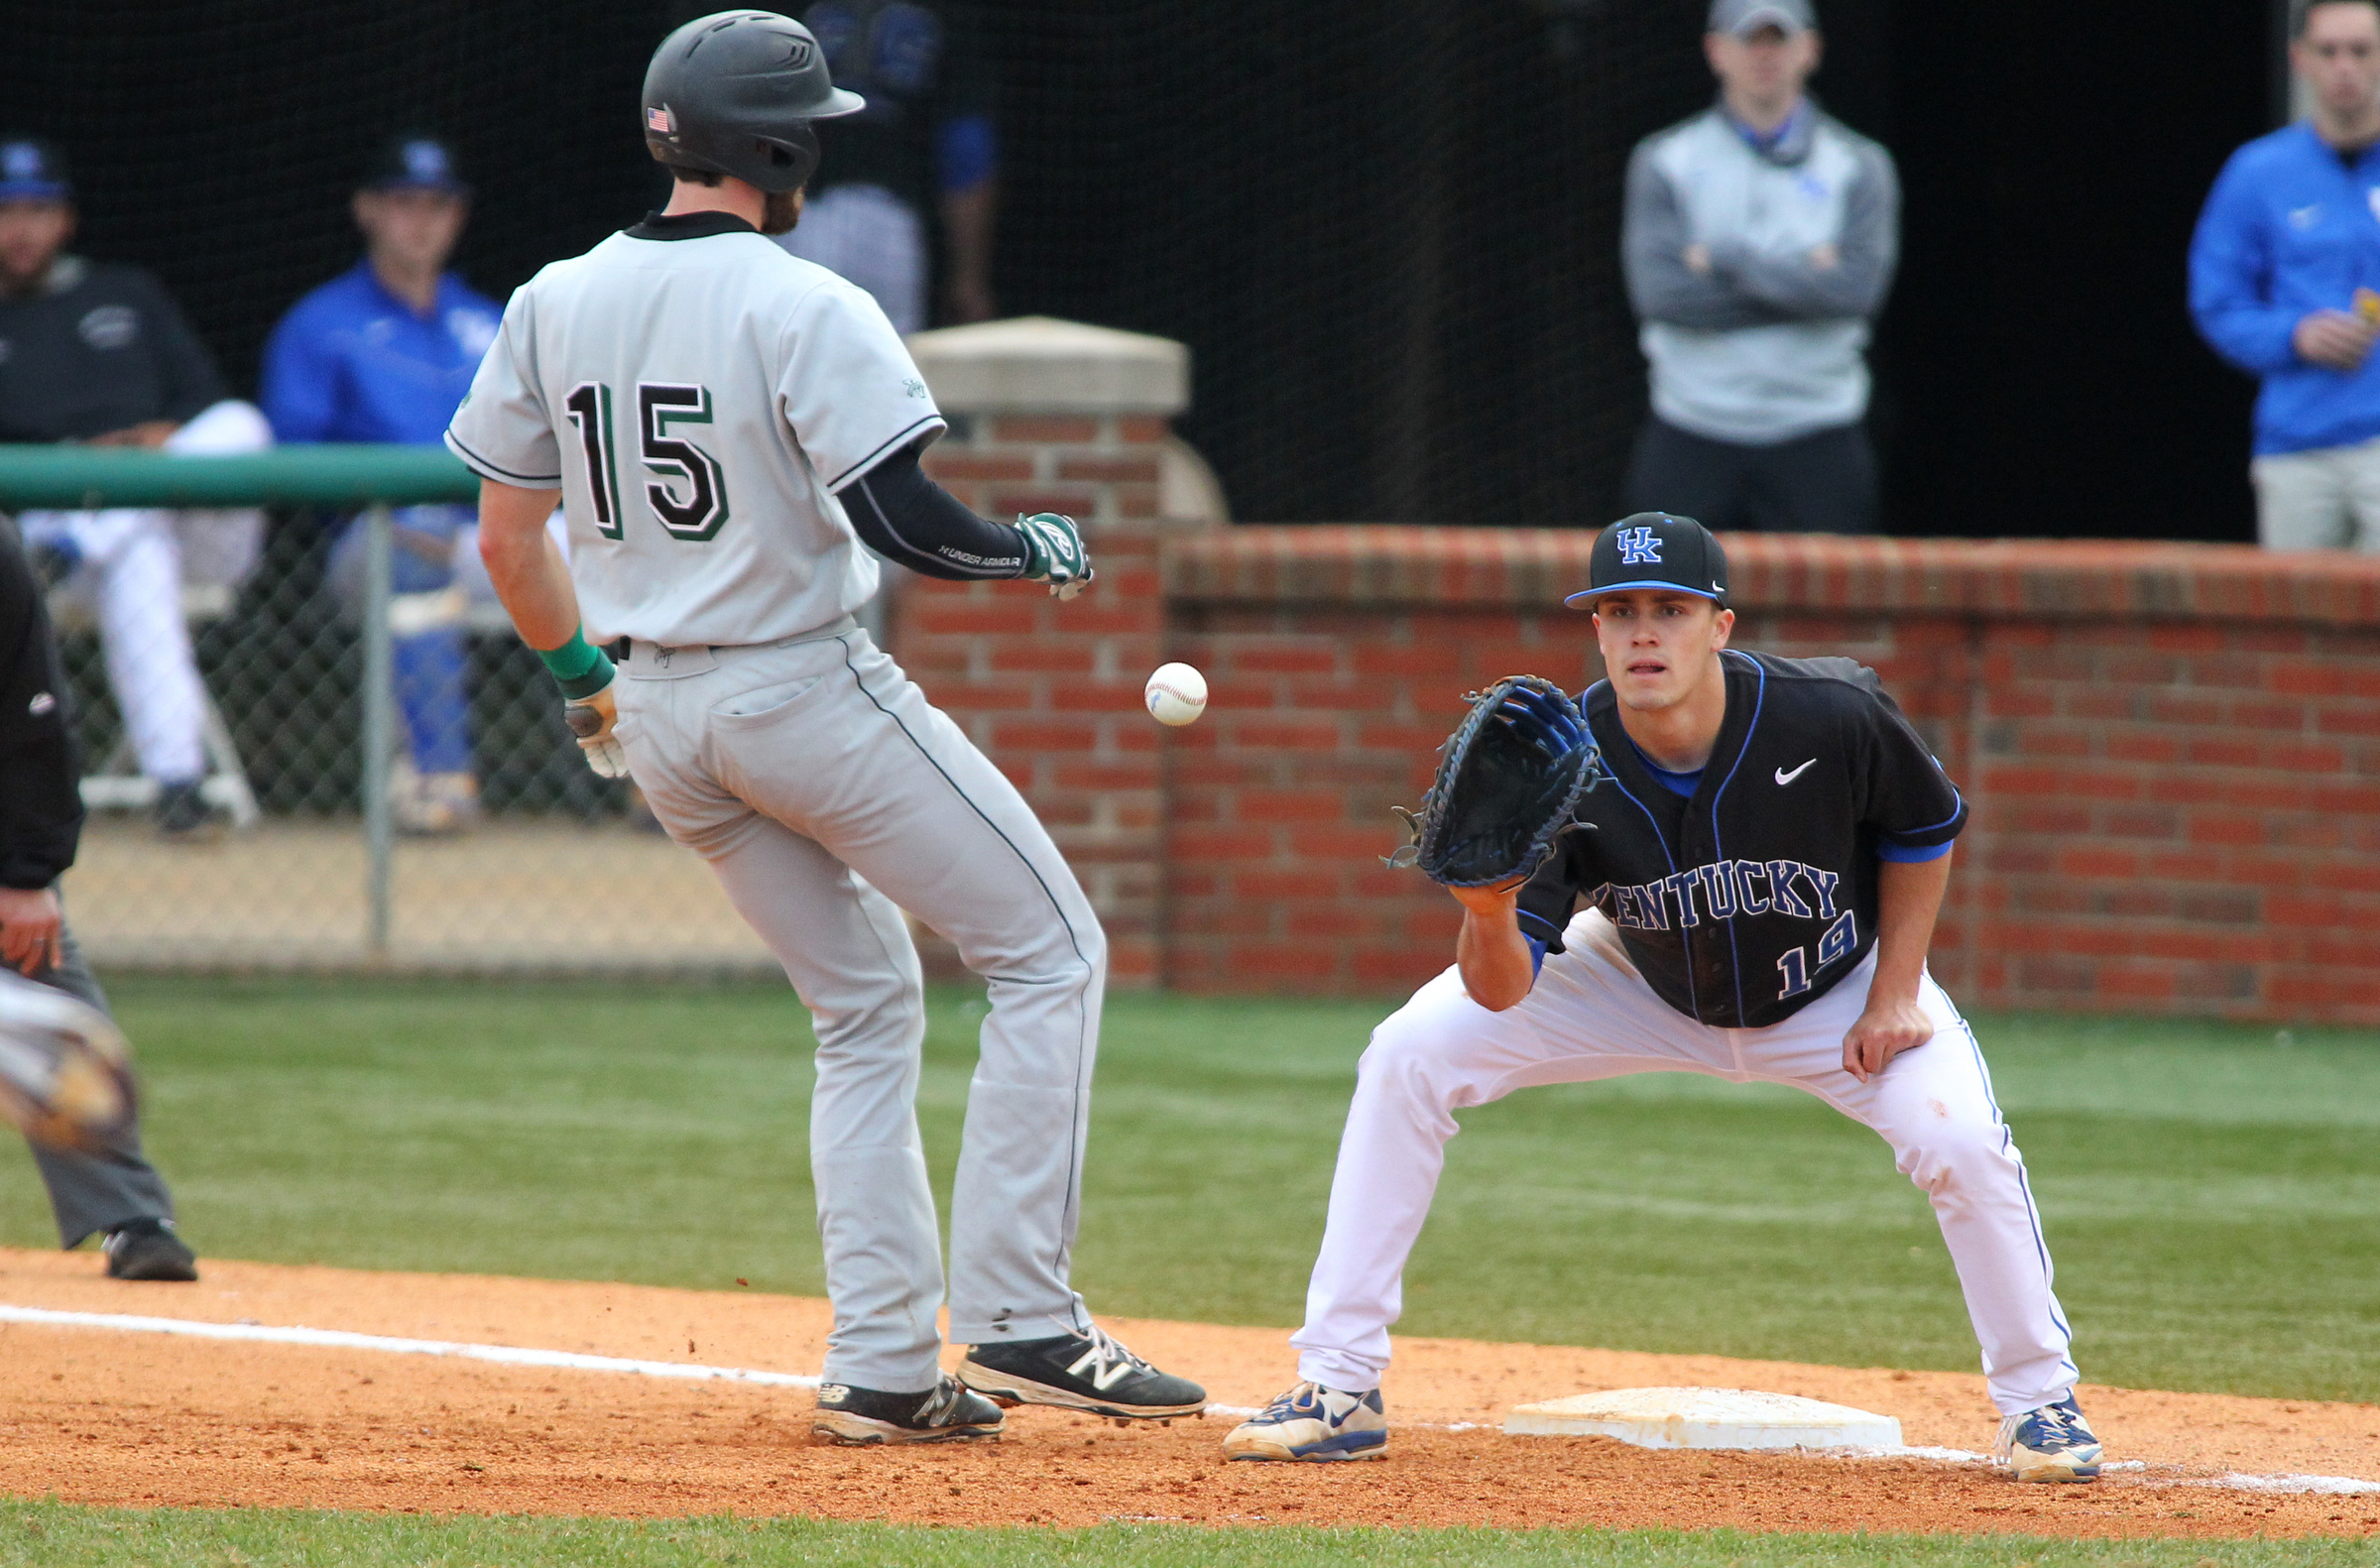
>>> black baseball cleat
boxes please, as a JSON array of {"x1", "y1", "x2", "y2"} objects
[
  {"x1": 959, "y1": 1325, "x2": 1206, "y2": 1420},
  {"x1": 155, "y1": 782, "x2": 224, "y2": 843},
  {"x1": 811, "y1": 1374, "x2": 1006, "y2": 1445},
  {"x1": 102, "y1": 1218, "x2": 198, "y2": 1282}
]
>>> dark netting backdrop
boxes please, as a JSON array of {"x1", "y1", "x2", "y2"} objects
[
  {"x1": 10, "y1": 0, "x2": 2263, "y2": 531},
  {"x1": 10, "y1": 0, "x2": 1806, "y2": 529},
  {"x1": 1, "y1": 0, "x2": 2271, "y2": 970}
]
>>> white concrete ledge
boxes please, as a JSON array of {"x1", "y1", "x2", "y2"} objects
[{"x1": 908, "y1": 315, "x2": 1189, "y2": 416}]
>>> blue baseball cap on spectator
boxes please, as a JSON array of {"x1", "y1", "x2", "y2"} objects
[
  {"x1": 362, "y1": 135, "x2": 469, "y2": 196},
  {"x1": 0, "y1": 137, "x2": 72, "y2": 202}
]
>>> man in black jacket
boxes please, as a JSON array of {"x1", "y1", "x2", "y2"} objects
[
  {"x1": 0, "y1": 520, "x2": 196, "y2": 1280},
  {"x1": 1225, "y1": 514, "x2": 2097, "y2": 1484},
  {"x1": 0, "y1": 134, "x2": 271, "y2": 839}
]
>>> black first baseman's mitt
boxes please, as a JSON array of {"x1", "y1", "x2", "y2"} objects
[
  {"x1": 0, "y1": 971, "x2": 136, "y2": 1152},
  {"x1": 1386, "y1": 675, "x2": 1605, "y2": 887}
]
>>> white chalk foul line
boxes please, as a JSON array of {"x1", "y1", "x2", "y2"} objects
[
  {"x1": 2184, "y1": 1472, "x2": 2380, "y2": 1496},
  {"x1": 0, "y1": 1303, "x2": 820, "y2": 1388},
  {"x1": 10, "y1": 1306, "x2": 2379, "y2": 1497}
]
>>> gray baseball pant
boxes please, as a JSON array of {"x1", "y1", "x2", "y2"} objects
[
  {"x1": 18, "y1": 915, "x2": 178, "y2": 1249},
  {"x1": 612, "y1": 622, "x2": 1103, "y2": 1393}
]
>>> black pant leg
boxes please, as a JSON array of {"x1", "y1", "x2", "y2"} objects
[
  {"x1": 21, "y1": 919, "x2": 177, "y2": 1248},
  {"x1": 1742, "y1": 422, "x2": 1880, "y2": 535},
  {"x1": 1622, "y1": 417, "x2": 1753, "y2": 531}
]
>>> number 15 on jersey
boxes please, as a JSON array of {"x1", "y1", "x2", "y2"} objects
[{"x1": 563, "y1": 380, "x2": 731, "y2": 543}]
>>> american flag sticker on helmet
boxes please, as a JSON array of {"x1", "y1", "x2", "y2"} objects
[{"x1": 646, "y1": 106, "x2": 675, "y2": 134}]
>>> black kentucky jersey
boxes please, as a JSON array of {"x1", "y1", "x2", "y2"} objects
[{"x1": 1516, "y1": 650, "x2": 1965, "y2": 1029}]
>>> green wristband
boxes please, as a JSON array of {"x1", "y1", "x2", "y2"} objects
[{"x1": 537, "y1": 631, "x2": 616, "y2": 700}]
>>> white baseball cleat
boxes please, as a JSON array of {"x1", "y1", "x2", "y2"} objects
[{"x1": 1223, "y1": 1381, "x2": 1388, "y2": 1462}]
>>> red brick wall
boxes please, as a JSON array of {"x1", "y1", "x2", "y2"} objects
[
  {"x1": 896, "y1": 527, "x2": 2380, "y2": 1025},
  {"x1": 907, "y1": 423, "x2": 1177, "y2": 984}
]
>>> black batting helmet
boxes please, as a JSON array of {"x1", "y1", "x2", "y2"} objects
[{"x1": 641, "y1": 10, "x2": 863, "y2": 193}]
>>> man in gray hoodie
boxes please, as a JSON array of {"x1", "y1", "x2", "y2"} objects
[{"x1": 1620, "y1": 0, "x2": 1897, "y2": 534}]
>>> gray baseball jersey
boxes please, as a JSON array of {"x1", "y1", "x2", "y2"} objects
[
  {"x1": 445, "y1": 211, "x2": 943, "y2": 646},
  {"x1": 444, "y1": 206, "x2": 1111, "y2": 1396}
]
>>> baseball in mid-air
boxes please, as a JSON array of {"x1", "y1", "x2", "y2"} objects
[{"x1": 1144, "y1": 662, "x2": 1209, "y2": 727}]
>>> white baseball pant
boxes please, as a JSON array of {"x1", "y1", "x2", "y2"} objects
[
  {"x1": 21, "y1": 400, "x2": 271, "y2": 784},
  {"x1": 1290, "y1": 907, "x2": 2081, "y2": 1416},
  {"x1": 612, "y1": 623, "x2": 1103, "y2": 1393},
  {"x1": 2251, "y1": 434, "x2": 2380, "y2": 552}
]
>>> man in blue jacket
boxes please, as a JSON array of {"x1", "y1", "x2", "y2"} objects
[
  {"x1": 262, "y1": 137, "x2": 504, "y2": 834},
  {"x1": 2191, "y1": 0, "x2": 2380, "y2": 551}
]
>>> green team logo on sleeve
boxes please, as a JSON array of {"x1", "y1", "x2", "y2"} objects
[{"x1": 559, "y1": 379, "x2": 730, "y2": 543}]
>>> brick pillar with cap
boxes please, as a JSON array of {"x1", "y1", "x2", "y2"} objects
[{"x1": 892, "y1": 317, "x2": 1210, "y2": 987}]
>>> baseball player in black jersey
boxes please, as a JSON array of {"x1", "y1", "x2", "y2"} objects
[{"x1": 1226, "y1": 514, "x2": 2101, "y2": 1483}]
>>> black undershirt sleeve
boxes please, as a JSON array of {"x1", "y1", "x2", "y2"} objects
[{"x1": 842, "y1": 440, "x2": 1029, "y2": 581}]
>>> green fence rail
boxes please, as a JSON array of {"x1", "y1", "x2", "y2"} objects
[
  {"x1": 0, "y1": 443, "x2": 479, "y2": 510},
  {"x1": 1, "y1": 445, "x2": 487, "y2": 956}
]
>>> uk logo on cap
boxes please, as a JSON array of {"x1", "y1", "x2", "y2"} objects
[{"x1": 1616, "y1": 527, "x2": 1663, "y2": 566}]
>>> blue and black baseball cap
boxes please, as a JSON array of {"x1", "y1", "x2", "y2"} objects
[
  {"x1": 1566, "y1": 512, "x2": 1730, "y2": 608},
  {"x1": 0, "y1": 137, "x2": 72, "y2": 202},
  {"x1": 361, "y1": 134, "x2": 470, "y2": 196}
]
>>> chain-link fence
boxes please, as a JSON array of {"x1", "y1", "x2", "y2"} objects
[{"x1": 8, "y1": 445, "x2": 774, "y2": 976}]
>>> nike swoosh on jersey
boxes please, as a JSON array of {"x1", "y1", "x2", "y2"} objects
[{"x1": 1774, "y1": 759, "x2": 1817, "y2": 785}]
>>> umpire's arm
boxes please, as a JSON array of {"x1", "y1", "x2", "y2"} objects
[{"x1": 1841, "y1": 853, "x2": 1954, "y2": 1083}]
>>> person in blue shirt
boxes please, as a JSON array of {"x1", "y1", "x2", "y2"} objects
[
  {"x1": 2191, "y1": 0, "x2": 2380, "y2": 552},
  {"x1": 261, "y1": 136, "x2": 503, "y2": 834}
]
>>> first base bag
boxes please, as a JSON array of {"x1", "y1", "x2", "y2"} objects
[
  {"x1": 1386, "y1": 674, "x2": 1605, "y2": 888},
  {"x1": 0, "y1": 970, "x2": 136, "y2": 1152}
]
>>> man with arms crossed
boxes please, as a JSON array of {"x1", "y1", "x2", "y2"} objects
[
  {"x1": 1224, "y1": 514, "x2": 2099, "y2": 1484},
  {"x1": 448, "y1": 10, "x2": 1202, "y2": 1445},
  {"x1": 1621, "y1": 0, "x2": 1896, "y2": 534},
  {"x1": 2192, "y1": 0, "x2": 2380, "y2": 551}
]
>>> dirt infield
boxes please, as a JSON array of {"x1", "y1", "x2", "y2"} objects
[{"x1": 0, "y1": 1250, "x2": 2374, "y2": 1538}]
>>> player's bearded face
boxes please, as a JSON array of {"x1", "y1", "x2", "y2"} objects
[
  {"x1": 1593, "y1": 593, "x2": 1733, "y2": 711},
  {"x1": 762, "y1": 187, "x2": 804, "y2": 237}
]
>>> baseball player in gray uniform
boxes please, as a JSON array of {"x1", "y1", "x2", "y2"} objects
[{"x1": 447, "y1": 9, "x2": 1204, "y2": 1446}]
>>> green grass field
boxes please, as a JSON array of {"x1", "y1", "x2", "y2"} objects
[
  {"x1": 1, "y1": 1501, "x2": 2377, "y2": 1568},
  {"x1": 1, "y1": 978, "x2": 2376, "y2": 1562}
]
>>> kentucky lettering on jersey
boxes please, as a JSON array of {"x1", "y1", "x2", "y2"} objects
[
  {"x1": 1516, "y1": 651, "x2": 1964, "y2": 1029},
  {"x1": 1591, "y1": 857, "x2": 1843, "y2": 931}
]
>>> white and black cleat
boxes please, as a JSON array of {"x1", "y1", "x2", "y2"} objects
[
  {"x1": 1223, "y1": 1381, "x2": 1387, "y2": 1462},
  {"x1": 958, "y1": 1325, "x2": 1206, "y2": 1420},
  {"x1": 1994, "y1": 1395, "x2": 2102, "y2": 1483},
  {"x1": 811, "y1": 1374, "x2": 1006, "y2": 1445}
]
